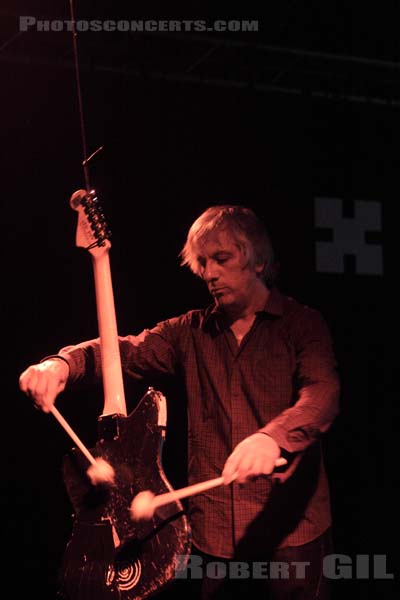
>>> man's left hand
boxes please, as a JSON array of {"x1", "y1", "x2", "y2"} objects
[{"x1": 222, "y1": 433, "x2": 281, "y2": 484}]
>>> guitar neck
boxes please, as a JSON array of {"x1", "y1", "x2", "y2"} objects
[{"x1": 92, "y1": 252, "x2": 127, "y2": 416}]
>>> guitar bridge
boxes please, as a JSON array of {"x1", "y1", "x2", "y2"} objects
[{"x1": 97, "y1": 413, "x2": 122, "y2": 443}]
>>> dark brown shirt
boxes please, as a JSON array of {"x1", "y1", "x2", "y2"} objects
[{"x1": 60, "y1": 287, "x2": 340, "y2": 558}]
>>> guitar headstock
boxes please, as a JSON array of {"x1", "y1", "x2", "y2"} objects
[{"x1": 70, "y1": 189, "x2": 111, "y2": 256}]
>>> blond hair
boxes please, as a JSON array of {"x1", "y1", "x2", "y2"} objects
[{"x1": 180, "y1": 205, "x2": 276, "y2": 286}]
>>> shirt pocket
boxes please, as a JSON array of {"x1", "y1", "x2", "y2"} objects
[{"x1": 251, "y1": 339, "x2": 295, "y2": 401}]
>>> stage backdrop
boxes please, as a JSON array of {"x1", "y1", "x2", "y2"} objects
[{"x1": 2, "y1": 24, "x2": 392, "y2": 600}]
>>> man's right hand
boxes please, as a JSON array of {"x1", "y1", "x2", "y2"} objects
[{"x1": 19, "y1": 358, "x2": 70, "y2": 412}]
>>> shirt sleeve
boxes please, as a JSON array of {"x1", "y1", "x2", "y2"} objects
[
  {"x1": 58, "y1": 317, "x2": 183, "y2": 386},
  {"x1": 259, "y1": 307, "x2": 340, "y2": 454}
]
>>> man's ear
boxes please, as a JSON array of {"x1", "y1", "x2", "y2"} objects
[{"x1": 255, "y1": 261, "x2": 265, "y2": 276}]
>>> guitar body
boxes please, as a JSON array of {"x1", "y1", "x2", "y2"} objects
[{"x1": 59, "y1": 387, "x2": 191, "y2": 599}]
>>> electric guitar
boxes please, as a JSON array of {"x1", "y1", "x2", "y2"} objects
[{"x1": 59, "y1": 189, "x2": 191, "y2": 600}]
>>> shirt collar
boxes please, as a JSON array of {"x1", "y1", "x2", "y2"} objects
[
  {"x1": 202, "y1": 285, "x2": 284, "y2": 330},
  {"x1": 257, "y1": 285, "x2": 285, "y2": 317}
]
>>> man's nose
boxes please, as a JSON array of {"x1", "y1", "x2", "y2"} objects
[{"x1": 204, "y1": 262, "x2": 219, "y2": 282}]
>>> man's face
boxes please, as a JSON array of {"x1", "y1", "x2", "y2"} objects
[{"x1": 196, "y1": 230, "x2": 263, "y2": 310}]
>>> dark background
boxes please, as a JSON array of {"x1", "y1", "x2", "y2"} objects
[{"x1": 1, "y1": 2, "x2": 393, "y2": 598}]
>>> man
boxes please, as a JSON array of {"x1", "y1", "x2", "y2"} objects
[{"x1": 19, "y1": 205, "x2": 340, "y2": 599}]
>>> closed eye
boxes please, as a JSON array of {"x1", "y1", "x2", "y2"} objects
[{"x1": 214, "y1": 253, "x2": 231, "y2": 264}]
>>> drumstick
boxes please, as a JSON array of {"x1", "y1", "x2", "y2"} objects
[
  {"x1": 50, "y1": 405, "x2": 115, "y2": 484},
  {"x1": 130, "y1": 457, "x2": 287, "y2": 520}
]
